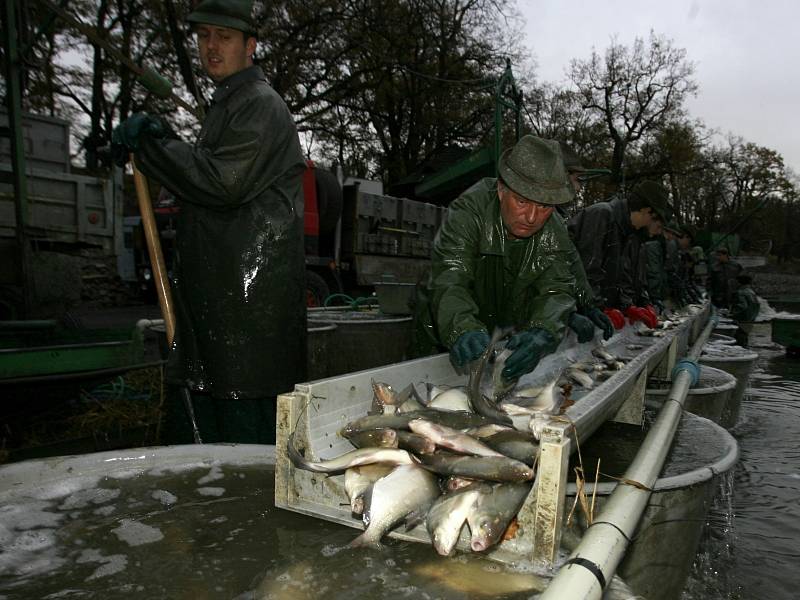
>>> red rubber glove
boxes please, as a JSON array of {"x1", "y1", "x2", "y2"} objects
[
  {"x1": 644, "y1": 304, "x2": 659, "y2": 322},
  {"x1": 602, "y1": 308, "x2": 625, "y2": 330},
  {"x1": 626, "y1": 305, "x2": 657, "y2": 329}
]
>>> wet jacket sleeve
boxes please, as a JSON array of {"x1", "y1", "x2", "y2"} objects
[
  {"x1": 569, "y1": 206, "x2": 612, "y2": 307},
  {"x1": 569, "y1": 241, "x2": 597, "y2": 312},
  {"x1": 429, "y1": 201, "x2": 489, "y2": 347},
  {"x1": 521, "y1": 249, "x2": 576, "y2": 342},
  {"x1": 136, "y1": 94, "x2": 295, "y2": 209}
]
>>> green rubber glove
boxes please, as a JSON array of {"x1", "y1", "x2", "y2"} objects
[
  {"x1": 587, "y1": 307, "x2": 614, "y2": 340},
  {"x1": 111, "y1": 113, "x2": 165, "y2": 165},
  {"x1": 450, "y1": 330, "x2": 490, "y2": 367},
  {"x1": 568, "y1": 312, "x2": 595, "y2": 343},
  {"x1": 502, "y1": 328, "x2": 556, "y2": 380}
]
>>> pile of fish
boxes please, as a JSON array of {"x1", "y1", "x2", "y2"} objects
[{"x1": 287, "y1": 332, "x2": 634, "y2": 556}]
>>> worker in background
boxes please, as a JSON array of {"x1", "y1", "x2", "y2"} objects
[
  {"x1": 414, "y1": 135, "x2": 577, "y2": 380},
  {"x1": 567, "y1": 180, "x2": 673, "y2": 331},
  {"x1": 110, "y1": 0, "x2": 306, "y2": 444},
  {"x1": 558, "y1": 141, "x2": 615, "y2": 342},
  {"x1": 709, "y1": 247, "x2": 742, "y2": 309},
  {"x1": 643, "y1": 218, "x2": 667, "y2": 312},
  {"x1": 646, "y1": 221, "x2": 685, "y2": 310},
  {"x1": 730, "y1": 273, "x2": 760, "y2": 322},
  {"x1": 676, "y1": 224, "x2": 703, "y2": 303}
]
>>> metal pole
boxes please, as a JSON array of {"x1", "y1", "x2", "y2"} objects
[
  {"x1": 540, "y1": 310, "x2": 718, "y2": 599},
  {"x1": 2, "y1": 0, "x2": 33, "y2": 318}
]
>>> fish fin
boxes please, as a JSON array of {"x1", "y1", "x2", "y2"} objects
[
  {"x1": 347, "y1": 530, "x2": 382, "y2": 549},
  {"x1": 404, "y1": 509, "x2": 428, "y2": 531}
]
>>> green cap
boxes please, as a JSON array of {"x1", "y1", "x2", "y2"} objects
[
  {"x1": 664, "y1": 221, "x2": 683, "y2": 235},
  {"x1": 497, "y1": 135, "x2": 574, "y2": 205},
  {"x1": 187, "y1": 0, "x2": 256, "y2": 35},
  {"x1": 631, "y1": 180, "x2": 672, "y2": 222}
]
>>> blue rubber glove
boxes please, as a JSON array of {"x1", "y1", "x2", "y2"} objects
[
  {"x1": 502, "y1": 328, "x2": 556, "y2": 380},
  {"x1": 450, "y1": 330, "x2": 490, "y2": 367},
  {"x1": 111, "y1": 113, "x2": 165, "y2": 166},
  {"x1": 587, "y1": 307, "x2": 614, "y2": 341},
  {"x1": 568, "y1": 312, "x2": 595, "y2": 343}
]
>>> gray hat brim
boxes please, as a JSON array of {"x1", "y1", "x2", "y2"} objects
[
  {"x1": 187, "y1": 11, "x2": 256, "y2": 35},
  {"x1": 497, "y1": 146, "x2": 574, "y2": 206}
]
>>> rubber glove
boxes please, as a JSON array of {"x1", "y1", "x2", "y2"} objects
[
  {"x1": 602, "y1": 308, "x2": 625, "y2": 330},
  {"x1": 111, "y1": 113, "x2": 165, "y2": 166},
  {"x1": 502, "y1": 328, "x2": 556, "y2": 380},
  {"x1": 587, "y1": 307, "x2": 614, "y2": 340},
  {"x1": 450, "y1": 330, "x2": 490, "y2": 367},
  {"x1": 568, "y1": 312, "x2": 595, "y2": 344},
  {"x1": 625, "y1": 305, "x2": 657, "y2": 329}
]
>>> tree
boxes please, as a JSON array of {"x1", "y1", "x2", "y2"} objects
[{"x1": 569, "y1": 31, "x2": 697, "y2": 184}]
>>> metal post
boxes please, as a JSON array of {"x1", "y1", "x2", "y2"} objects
[{"x1": 2, "y1": 0, "x2": 33, "y2": 317}]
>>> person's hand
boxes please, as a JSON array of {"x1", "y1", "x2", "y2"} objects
[
  {"x1": 450, "y1": 330, "x2": 490, "y2": 367},
  {"x1": 568, "y1": 312, "x2": 595, "y2": 343},
  {"x1": 625, "y1": 305, "x2": 657, "y2": 329},
  {"x1": 602, "y1": 308, "x2": 625, "y2": 330},
  {"x1": 502, "y1": 328, "x2": 555, "y2": 380},
  {"x1": 587, "y1": 307, "x2": 614, "y2": 340},
  {"x1": 111, "y1": 113, "x2": 164, "y2": 166}
]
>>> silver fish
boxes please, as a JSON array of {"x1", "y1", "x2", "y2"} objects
[
  {"x1": 429, "y1": 387, "x2": 472, "y2": 412},
  {"x1": 483, "y1": 430, "x2": 539, "y2": 466},
  {"x1": 466, "y1": 423, "x2": 514, "y2": 439},
  {"x1": 491, "y1": 348, "x2": 516, "y2": 401},
  {"x1": 349, "y1": 464, "x2": 440, "y2": 548},
  {"x1": 288, "y1": 431, "x2": 416, "y2": 473},
  {"x1": 427, "y1": 485, "x2": 483, "y2": 556},
  {"x1": 409, "y1": 419, "x2": 504, "y2": 457},
  {"x1": 344, "y1": 464, "x2": 395, "y2": 515},
  {"x1": 396, "y1": 430, "x2": 436, "y2": 455},
  {"x1": 467, "y1": 330, "x2": 514, "y2": 426},
  {"x1": 566, "y1": 367, "x2": 594, "y2": 389},
  {"x1": 467, "y1": 482, "x2": 531, "y2": 552},
  {"x1": 418, "y1": 452, "x2": 534, "y2": 483},
  {"x1": 591, "y1": 346, "x2": 616, "y2": 362}
]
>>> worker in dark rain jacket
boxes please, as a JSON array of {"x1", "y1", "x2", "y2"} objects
[
  {"x1": 645, "y1": 221, "x2": 684, "y2": 309},
  {"x1": 567, "y1": 180, "x2": 672, "y2": 331},
  {"x1": 414, "y1": 135, "x2": 577, "y2": 380},
  {"x1": 709, "y1": 247, "x2": 742, "y2": 308},
  {"x1": 558, "y1": 142, "x2": 614, "y2": 343},
  {"x1": 730, "y1": 273, "x2": 760, "y2": 322},
  {"x1": 111, "y1": 0, "x2": 306, "y2": 444}
]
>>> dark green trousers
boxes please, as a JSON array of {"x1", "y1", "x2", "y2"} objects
[{"x1": 162, "y1": 386, "x2": 277, "y2": 445}]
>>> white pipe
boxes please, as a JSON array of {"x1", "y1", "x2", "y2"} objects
[{"x1": 540, "y1": 311, "x2": 718, "y2": 599}]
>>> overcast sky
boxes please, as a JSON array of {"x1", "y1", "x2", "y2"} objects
[{"x1": 520, "y1": 0, "x2": 800, "y2": 175}]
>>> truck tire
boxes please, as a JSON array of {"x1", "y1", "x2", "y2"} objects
[
  {"x1": 315, "y1": 168, "x2": 343, "y2": 234},
  {"x1": 306, "y1": 269, "x2": 330, "y2": 308}
]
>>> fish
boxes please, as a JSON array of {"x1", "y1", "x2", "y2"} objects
[
  {"x1": 445, "y1": 476, "x2": 478, "y2": 491},
  {"x1": 342, "y1": 427, "x2": 398, "y2": 449},
  {"x1": 490, "y1": 348, "x2": 516, "y2": 401},
  {"x1": 467, "y1": 330, "x2": 514, "y2": 426},
  {"x1": 412, "y1": 558, "x2": 547, "y2": 596},
  {"x1": 349, "y1": 464, "x2": 440, "y2": 548},
  {"x1": 369, "y1": 379, "x2": 398, "y2": 414},
  {"x1": 591, "y1": 346, "x2": 617, "y2": 362},
  {"x1": 482, "y1": 430, "x2": 539, "y2": 466},
  {"x1": 626, "y1": 343, "x2": 644, "y2": 351},
  {"x1": 418, "y1": 452, "x2": 534, "y2": 483},
  {"x1": 287, "y1": 431, "x2": 416, "y2": 474},
  {"x1": 426, "y1": 484, "x2": 484, "y2": 556},
  {"x1": 409, "y1": 419, "x2": 505, "y2": 458},
  {"x1": 396, "y1": 383, "x2": 426, "y2": 413},
  {"x1": 429, "y1": 387, "x2": 472, "y2": 412},
  {"x1": 344, "y1": 464, "x2": 395, "y2": 515},
  {"x1": 466, "y1": 423, "x2": 514, "y2": 439},
  {"x1": 342, "y1": 409, "x2": 491, "y2": 437},
  {"x1": 467, "y1": 482, "x2": 532, "y2": 552},
  {"x1": 396, "y1": 430, "x2": 436, "y2": 455},
  {"x1": 566, "y1": 367, "x2": 594, "y2": 389}
]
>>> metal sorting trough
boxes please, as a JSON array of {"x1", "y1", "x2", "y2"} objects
[
  {"x1": 565, "y1": 412, "x2": 739, "y2": 600},
  {"x1": 708, "y1": 332, "x2": 736, "y2": 345},
  {"x1": 275, "y1": 303, "x2": 711, "y2": 565},
  {"x1": 307, "y1": 308, "x2": 413, "y2": 377},
  {"x1": 699, "y1": 345, "x2": 759, "y2": 427},
  {"x1": 645, "y1": 365, "x2": 737, "y2": 426}
]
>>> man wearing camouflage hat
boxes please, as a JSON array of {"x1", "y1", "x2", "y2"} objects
[
  {"x1": 111, "y1": 0, "x2": 306, "y2": 444},
  {"x1": 414, "y1": 135, "x2": 577, "y2": 380},
  {"x1": 568, "y1": 180, "x2": 673, "y2": 330}
]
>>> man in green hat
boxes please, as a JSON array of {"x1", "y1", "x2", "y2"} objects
[
  {"x1": 414, "y1": 135, "x2": 578, "y2": 380},
  {"x1": 110, "y1": 0, "x2": 307, "y2": 444},
  {"x1": 568, "y1": 180, "x2": 672, "y2": 330}
]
